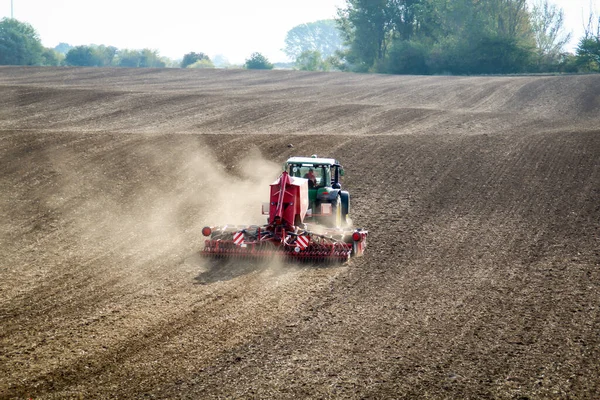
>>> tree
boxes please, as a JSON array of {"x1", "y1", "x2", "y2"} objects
[
  {"x1": 41, "y1": 48, "x2": 63, "y2": 66},
  {"x1": 575, "y1": 10, "x2": 600, "y2": 72},
  {"x1": 244, "y1": 52, "x2": 274, "y2": 69},
  {"x1": 387, "y1": 0, "x2": 422, "y2": 41},
  {"x1": 187, "y1": 59, "x2": 215, "y2": 69},
  {"x1": 0, "y1": 18, "x2": 44, "y2": 65},
  {"x1": 576, "y1": 38, "x2": 600, "y2": 71},
  {"x1": 181, "y1": 52, "x2": 210, "y2": 68},
  {"x1": 116, "y1": 49, "x2": 165, "y2": 68},
  {"x1": 138, "y1": 49, "x2": 166, "y2": 68},
  {"x1": 160, "y1": 57, "x2": 180, "y2": 68},
  {"x1": 582, "y1": 7, "x2": 600, "y2": 40},
  {"x1": 94, "y1": 45, "x2": 117, "y2": 66},
  {"x1": 472, "y1": 35, "x2": 533, "y2": 74},
  {"x1": 529, "y1": 0, "x2": 571, "y2": 69},
  {"x1": 337, "y1": 0, "x2": 429, "y2": 72},
  {"x1": 284, "y1": 20, "x2": 344, "y2": 60},
  {"x1": 65, "y1": 45, "x2": 97, "y2": 66},
  {"x1": 116, "y1": 49, "x2": 138, "y2": 67},
  {"x1": 212, "y1": 54, "x2": 230, "y2": 68},
  {"x1": 54, "y1": 42, "x2": 73, "y2": 55},
  {"x1": 295, "y1": 50, "x2": 331, "y2": 71},
  {"x1": 337, "y1": 0, "x2": 397, "y2": 71},
  {"x1": 337, "y1": 0, "x2": 541, "y2": 74},
  {"x1": 64, "y1": 45, "x2": 116, "y2": 67},
  {"x1": 480, "y1": 0, "x2": 532, "y2": 40},
  {"x1": 386, "y1": 40, "x2": 428, "y2": 74}
]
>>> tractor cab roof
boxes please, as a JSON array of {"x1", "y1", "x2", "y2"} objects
[{"x1": 286, "y1": 156, "x2": 340, "y2": 166}]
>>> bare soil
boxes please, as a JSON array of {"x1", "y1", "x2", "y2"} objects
[{"x1": 1, "y1": 67, "x2": 599, "y2": 399}]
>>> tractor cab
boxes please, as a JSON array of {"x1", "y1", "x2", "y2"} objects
[
  {"x1": 290, "y1": 164, "x2": 329, "y2": 188},
  {"x1": 286, "y1": 156, "x2": 343, "y2": 187},
  {"x1": 285, "y1": 156, "x2": 349, "y2": 227}
]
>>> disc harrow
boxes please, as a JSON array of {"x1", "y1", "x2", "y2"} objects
[{"x1": 201, "y1": 227, "x2": 364, "y2": 263}]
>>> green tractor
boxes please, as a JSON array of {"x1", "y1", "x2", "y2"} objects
[{"x1": 285, "y1": 156, "x2": 350, "y2": 228}]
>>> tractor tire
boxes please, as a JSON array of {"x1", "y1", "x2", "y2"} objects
[
  {"x1": 340, "y1": 191, "x2": 350, "y2": 225},
  {"x1": 330, "y1": 195, "x2": 342, "y2": 228}
]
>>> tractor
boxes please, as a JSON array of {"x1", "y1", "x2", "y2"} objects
[
  {"x1": 284, "y1": 156, "x2": 350, "y2": 228},
  {"x1": 201, "y1": 155, "x2": 367, "y2": 263}
]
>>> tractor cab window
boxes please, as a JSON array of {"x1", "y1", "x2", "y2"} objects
[
  {"x1": 302, "y1": 166, "x2": 321, "y2": 188},
  {"x1": 288, "y1": 164, "x2": 331, "y2": 188}
]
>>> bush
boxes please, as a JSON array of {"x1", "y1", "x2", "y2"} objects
[
  {"x1": 187, "y1": 59, "x2": 215, "y2": 69},
  {"x1": 425, "y1": 35, "x2": 534, "y2": 75},
  {"x1": 65, "y1": 46, "x2": 97, "y2": 66},
  {"x1": 244, "y1": 52, "x2": 274, "y2": 70},
  {"x1": 295, "y1": 50, "x2": 331, "y2": 71},
  {"x1": 181, "y1": 52, "x2": 210, "y2": 68},
  {"x1": 386, "y1": 40, "x2": 430, "y2": 75}
]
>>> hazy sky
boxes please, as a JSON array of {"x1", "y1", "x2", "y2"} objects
[{"x1": 1, "y1": 0, "x2": 597, "y2": 63}]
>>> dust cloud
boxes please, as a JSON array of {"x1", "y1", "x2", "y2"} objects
[{"x1": 45, "y1": 136, "x2": 281, "y2": 278}]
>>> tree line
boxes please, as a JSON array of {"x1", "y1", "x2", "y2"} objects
[
  {"x1": 334, "y1": 0, "x2": 600, "y2": 74},
  {"x1": 2, "y1": 1, "x2": 599, "y2": 75},
  {"x1": 0, "y1": 18, "x2": 276, "y2": 70},
  {"x1": 285, "y1": 1, "x2": 599, "y2": 74}
]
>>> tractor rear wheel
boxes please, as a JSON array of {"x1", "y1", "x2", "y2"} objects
[
  {"x1": 340, "y1": 191, "x2": 350, "y2": 225},
  {"x1": 330, "y1": 195, "x2": 342, "y2": 228}
]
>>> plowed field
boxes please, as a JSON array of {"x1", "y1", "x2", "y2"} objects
[{"x1": 1, "y1": 67, "x2": 599, "y2": 399}]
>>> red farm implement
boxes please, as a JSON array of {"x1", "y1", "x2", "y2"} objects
[{"x1": 201, "y1": 156, "x2": 368, "y2": 263}]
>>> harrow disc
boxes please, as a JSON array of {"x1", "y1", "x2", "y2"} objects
[{"x1": 201, "y1": 239, "x2": 352, "y2": 263}]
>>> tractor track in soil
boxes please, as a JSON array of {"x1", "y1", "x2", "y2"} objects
[{"x1": 0, "y1": 67, "x2": 599, "y2": 399}]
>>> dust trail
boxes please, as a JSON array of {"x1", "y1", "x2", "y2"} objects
[
  {"x1": 45, "y1": 136, "x2": 281, "y2": 280},
  {"x1": 202, "y1": 146, "x2": 281, "y2": 227}
]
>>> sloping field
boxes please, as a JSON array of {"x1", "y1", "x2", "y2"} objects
[{"x1": 1, "y1": 66, "x2": 599, "y2": 399}]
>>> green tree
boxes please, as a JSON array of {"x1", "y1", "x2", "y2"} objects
[
  {"x1": 117, "y1": 49, "x2": 165, "y2": 68},
  {"x1": 54, "y1": 42, "x2": 73, "y2": 55},
  {"x1": 284, "y1": 20, "x2": 344, "y2": 60},
  {"x1": 41, "y1": 48, "x2": 63, "y2": 66},
  {"x1": 181, "y1": 52, "x2": 210, "y2": 68},
  {"x1": 160, "y1": 56, "x2": 180, "y2": 68},
  {"x1": 0, "y1": 18, "x2": 44, "y2": 65},
  {"x1": 295, "y1": 50, "x2": 331, "y2": 71},
  {"x1": 65, "y1": 45, "x2": 117, "y2": 67},
  {"x1": 386, "y1": 39, "x2": 428, "y2": 74},
  {"x1": 337, "y1": 0, "x2": 425, "y2": 72},
  {"x1": 558, "y1": 53, "x2": 580, "y2": 73},
  {"x1": 65, "y1": 45, "x2": 97, "y2": 66},
  {"x1": 472, "y1": 35, "x2": 533, "y2": 74},
  {"x1": 575, "y1": 11, "x2": 599, "y2": 72},
  {"x1": 479, "y1": 0, "x2": 532, "y2": 40},
  {"x1": 529, "y1": 0, "x2": 571, "y2": 70},
  {"x1": 342, "y1": 0, "x2": 541, "y2": 74},
  {"x1": 244, "y1": 52, "x2": 274, "y2": 69},
  {"x1": 424, "y1": 0, "x2": 535, "y2": 73},
  {"x1": 187, "y1": 59, "x2": 215, "y2": 68},
  {"x1": 387, "y1": 0, "x2": 422, "y2": 41},
  {"x1": 139, "y1": 49, "x2": 166, "y2": 67},
  {"x1": 116, "y1": 49, "x2": 139, "y2": 67},
  {"x1": 337, "y1": 0, "x2": 397, "y2": 71},
  {"x1": 94, "y1": 45, "x2": 117, "y2": 66},
  {"x1": 576, "y1": 37, "x2": 600, "y2": 72}
]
